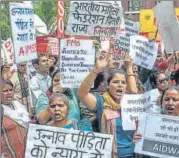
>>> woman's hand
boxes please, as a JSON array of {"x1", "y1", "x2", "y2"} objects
[
  {"x1": 94, "y1": 51, "x2": 111, "y2": 73},
  {"x1": 52, "y1": 84, "x2": 63, "y2": 93},
  {"x1": 133, "y1": 132, "x2": 142, "y2": 144},
  {"x1": 124, "y1": 54, "x2": 133, "y2": 69}
]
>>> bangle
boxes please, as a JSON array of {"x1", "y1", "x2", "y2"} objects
[
  {"x1": 92, "y1": 69, "x2": 98, "y2": 75},
  {"x1": 128, "y1": 74, "x2": 136, "y2": 77},
  {"x1": 84, "y1": 80, "x2": 92, "y2": 87}
]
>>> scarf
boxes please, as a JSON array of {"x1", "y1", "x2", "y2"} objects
[
  {"x1": 101, "y1": 92, "x2": 121, "y2": 158},
  {"x1": 2, "y1": 101, "x2": 30, "y2": 128}
]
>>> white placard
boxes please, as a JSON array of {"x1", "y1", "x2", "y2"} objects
[
  {"x1": 129, "y1": 35, "x2": 158, "y2": 70},
  {"x1": 115, "y1": 34, "x2": 130, "y2": 53},
  {"x1": 1, "y1": 38, "x2": 15, "y2": 64},
  {"x1": 66, "y1": 1, "x2": 123, "y2": 37},
  {"x1": 48, "y1": 37, "x2": 59, "y2": 56},
  {"x1": 154, "y1": 1, "x2": 179, "y2": 52},
  {"x1": 121, "y1": 89, "x2": 160, "y2": 130},
  {"x1": 135, "y1": 113, "x2": 179, "y2": 158},
  {"x1": 60, "y1": 39, "x2": 95, "y2": 88},
  {"x1": 25, "y1": 124, "x2": 113, "y2": 158},
  {"x1": 124, "y1": 19, "x2": 140, "y2": 36},
  {"x1": 10, "y1": 3, "x2": 37, "y2": 63}
]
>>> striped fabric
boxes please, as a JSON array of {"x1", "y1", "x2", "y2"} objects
[{"x1": 1, "y1": 116, "x2": 27, "y2": 158}]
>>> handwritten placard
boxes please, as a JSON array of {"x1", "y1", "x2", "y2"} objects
[
  {"x1": 124, "y1": 19, "x2": 140, "y2": 36},
  {"x1": 25, "y1": 124, "x2": 113, "y2": 158},
  {"x1": 115, "y1": 34, "x2": 130, "y2": 53},
  {"x1": 129, "y1": 35, "x2": 158, "y2": 70},
  {"x1": 48, "y1": 37, "x2": 59, "y2": 56},
  {"x1": 10, "y1": 3, "x2": 37, "y2": 63},
  {"x1": 135, "y1": 113, "x2": 179, "y2": 158},
  {"x1": 66, "y1": 1, "x2": 123, "y2": 37},
  {"x1": 121, "y1": 89, "x2": 160, "y2": 130},
  {"x1": 60, "y1": 39, "x2": 95, "y2": 88},
  {"x1": 1, "y1": 38, "x2": 14, "y2": 64}
]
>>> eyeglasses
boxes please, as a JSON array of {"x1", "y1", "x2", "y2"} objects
[{"x1": 158, "y1": 77, "x2": 169, "y2": 84}]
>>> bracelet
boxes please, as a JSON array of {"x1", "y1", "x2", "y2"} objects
[
  {"x1": 128, "y1": 74, "x2": 136, "y2": 77},
  {"x1": 92, "y1": 69, "x2": 98, "y2": 75},
  {"x1": 84, "y1": 80, "x2": 92, "y2": 87}
]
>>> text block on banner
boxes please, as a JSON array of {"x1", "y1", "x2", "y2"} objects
[
  {"x1": 25, "y1": 124, "x2": 113, "y2": 158},
  {"x1": 121, "y1": 89, "x2": 160, "y2": 130},
  {"x1": 66, "y1": 1, "x2": 123, "y2": 37},
  {"x1": 60, "y1": 39, "x2": 95, "y2": 88},
  {"x1": 129, "y1": 35, "x2": 158, "y2": 70},
  {"x1": 124, "y1": 19, "x2": 140, "y2": 36},
  {"x1": 10, "y1": 3, "x2": 37, "y2": 63},
  {"x1": 48, "y1": 37, "x2": 59, "y2": 56},
  {"x1": 135, "y1": 113, "x2": 179, "y2": 158},
  {"x1": 1, "y1": 38, "x2": 15, "y2": 64}
]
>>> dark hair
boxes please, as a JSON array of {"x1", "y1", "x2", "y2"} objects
[
  {"x1": 50, "y1": 56, "x2": 58, "y2": 65},
  {"x1": 2, "y1": 80, "x2": 14, "y2": 88},
  {"x1": 32, "y1": 54, "x2": 48, "y2": 66},
  {"x1": 149, "y1": 70, "x2": 166, "y2": 88},
  {"x1": 107, "y1": 68, "x2": 126, "y2": 85},
  {"x1": 92, "y1": 72, "x2": 105, "y2": 90},
  {"x1": 49, "y1": 69, "x2": 73, "y2": 99},
  {"x1": 160, "y1": 86, "x2": 179, "y2": 105}
]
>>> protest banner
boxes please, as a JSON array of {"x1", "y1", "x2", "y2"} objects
[
  {"x1": 154, "y1": 1, "x2": 179, "y2": 53},
  {"x1": 57, "y1": 1, "x2": 65, "y2": 38},
  {"x1": 66, "y1": 1, "x2": 123, "y2": 37},
  {"x1": 25, "y1": 124, "x2": 113, "y2": 158},
  {"x1": 60, "y1": 39, "x2": 95, "y2": 88},
  {"x1": 135, "y1": 113, "x2": 179, "y2": 158},
  {"x1": 121, "y1": 89, "x2": 160, "y2": 130},
  {"x1": 129, "y1": 35, "x2": 158, "y2": 70},
  {"x1": 115, "y1": 34, "x2": 130, "y2": 54},
  {"x1": 10, "y1": 3, "x2": 37, "y2": 63},
  {"x1": 122, "y1": 19, "x2": 140, "y2": 36},
  {"x1": 48, "y1": 37, "x2": 59, "y2": 56},
  {"x1": 1, "y1": 38, "x2": 14, "y2": 64}
]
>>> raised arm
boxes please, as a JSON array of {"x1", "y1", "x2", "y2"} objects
[{"x1": 78, "y1": 53, "x2": 110, "y2": 111}]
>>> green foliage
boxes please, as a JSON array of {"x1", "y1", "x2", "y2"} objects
[{"x1": 34, "y1": 0, "x2": 57, "y2": 31}]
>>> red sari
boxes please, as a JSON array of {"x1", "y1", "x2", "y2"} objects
[{"x1": 1, "y1": 116, "x2": 27, "y2": 158}]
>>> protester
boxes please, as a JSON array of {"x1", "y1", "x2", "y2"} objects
[
  {"x1": 78, "y1": 53, "x2": 138, "y2": 158},
  {"x1": 1, "y1": 80, "x2": 30, "y2": 158}
]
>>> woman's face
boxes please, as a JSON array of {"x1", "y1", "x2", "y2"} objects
[
  {"x1": 49, "y1": 98, "x2": 69, "y2": 122},
  {"x1": 53, "y1": 72, "x2": 60, "y2": 87},
  {"x1": 1, "y1": 83, "x2": 14, "y2": 105},
  {"x1": 156, "y1": 73, "x2": 168, "y2": 91},
  {"x1": 108, "y1": 73, "x2": 127, "y2": 103},
  {"x1": 162, "y1": 89, "x2": 179, "y2": 116}
]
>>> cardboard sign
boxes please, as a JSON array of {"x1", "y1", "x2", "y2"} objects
[
  {"x1": 60, "y1": 39, "x2": 95, "y2": 88},
  {"x1": 48, "y1": 37, "x2": 59, "y2": 56},
  {"x1": 25, "y1": 124, "x2": 113, "y2": 158},
  {"x1": 129, "y1": 35, "x2": 158, "y2": 70},
  {"x1": 121, "y1": 89, "x2": 160, "y2": 130},
  {"x1": 135, "y1": 113, "x2": 179, "y2": 158},
  {"x1": 66, "y1": 1, "x2": 123, "y2": 37},
  {"x1": 10, "y1": 3, "x2": 37, "y2": 63}
]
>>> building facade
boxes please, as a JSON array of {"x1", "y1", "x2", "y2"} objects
[{"x1": 122, "y1": 0, "x2": 179, "y2": 21}]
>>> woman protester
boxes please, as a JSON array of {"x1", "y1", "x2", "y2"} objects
[
  {"x1": 78, "y1": 53, "x2": 138, "y2": 158},
  {"x1": 1, "y1": 80, "x2": 31, "y2": 158}
]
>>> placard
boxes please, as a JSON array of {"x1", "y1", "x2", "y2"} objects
[
  {"x1": 10, "y1": 3, "x2": 37, "y2": 63},
  {"x1": 48, "y1": 37, "x2": 59, "y2": 56},
  {"x1": 115, "y1": 34, "x2": 130, "y2": 53},
  {"x1": 123, "y1": 19, "x2": 140, "y2": 36},
  {"x1": 135, "y1": 113, "x2": 179, "y2": 158},
  {"x1": 66, "y1": 1, "x2": 123, "y2": 37},
  {"x1": 1, "y1": 38, "x2": 14, "y2": 64},
  {"x1": 25, "y1": 124, "x2": 113, "y2": 158},
  {"x1": 60, "y1": 39, "x2": 95, "y2": 88},
  {"x1": 129, "y1": 35, "x2": 158, "y2": 70},
  {"x1": 121, "y1": 89, "x2": 160, "y2": 130}
]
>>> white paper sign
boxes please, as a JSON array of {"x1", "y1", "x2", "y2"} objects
[
  {"x1": 1, "y1": 38, "x2": 14, "y2": 64},
  {"x1": 124, "y1": 19, "x2": 140, "y2": 36},
  {"x1": 60, "y1": 39, "x2": 95, "y2": 88},
  {"x1": 154, "y1": 1, "x2": 179, "y2": 52},
  {"x1": 115, "y1": 34, "x2": 130, "y2": 53},
  {"x1": 129, "y1": 35, "x2": 158, "y2": 70},
  {"x1": 10, "y1": 3, "x2": 37, "y2": 63},
  {"x1": 25, "y1": 124, "x2": 113, "y2": 158},
  {"x1": 135, "y1": 113, "x2": 179, "y2": 158},
  {"x1": 121, "y1": 89, "x2": 160, "y2": 130},
  {"x1": 66, "y1": 1, "x2": 123, "y2": 37},
  {"x1": 48, "y1": 37, "x2": 59, "y2": 56}
]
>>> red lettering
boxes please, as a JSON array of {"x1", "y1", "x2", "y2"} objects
[
  {"x1": 7, "y1": 46, "x2": 13, "y2": 54},
  {"x1": 67, "y1": 39, "x2": 80, "y2": 46},
  {"x1": 5, "y1": 41, "x2": 11, "y2": 49},
  {"x1": 19, "y1": 47, "x2": 25, "y2": 56}
]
